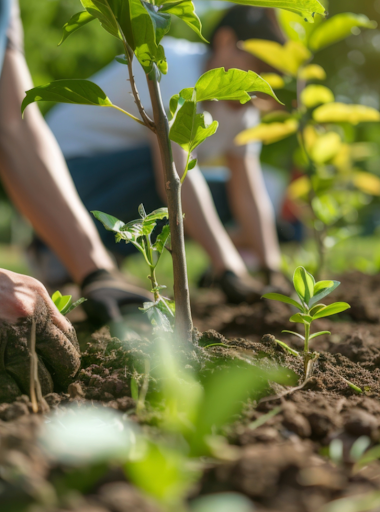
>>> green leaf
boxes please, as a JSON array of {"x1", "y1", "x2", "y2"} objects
[
  {"x1": 261, "y1": 293, "x2": 303, "y2": 311},
  {"x1": 52, "y1": 290, "x2": 62, "y2": 303},
  {"x1": 64, "y1": 297, "x2": 87, "y2": 315},
  {"x1": 293, "y1": 266, "x2": 315, "y2": 304},
  {"x1": 22, "y1": 80, "x2": 114, "y2": 115},
  {"x1": 309, "y1": 304, "x2": 326, "y2": 316},
  {"x1": 312, "y1": 302, "x2": 350, "y2": 319},
  {"x1": 53, "y1": 293, "x2": 72, "y2": 314},
  {"x1": 235, "y1": 119, "x2": 299, "y2": 146},
  {"x1": 260, "y1": 73, "x2": 285, "y2": 90},
  {"x1": 187, "y1": 159, "x2": 197, "y2": 171},
  {"x1": 180, "y1": 68, "x2": 281, "y2": 104},
  {"x1": 59, "y1": 11, "x2": 95, "y2": 46},
  {"x1": 301, "y1": 85, "x2": 334, "y2": 109},
  {"x1": 309, "y1": 13, "x2": 377, "y2": 52},
  {"x1": 309, "y1": 280, "x2": 340, "y2": 307},
  {"x1": 153, "y1": 224, "x2": 171, "y2": 255},
  {"x1": 277, "y1": 8, "x2": 323, "y2": 45},
  {"x1": 312, "y1": 195, "x2": 341, "y2": 226},
  {"x1": 145, "y1": 207, "x2": 169, "y2": 223},
  {"x1": 274, "y1": 339, "x2": 300, "y2": 357},
  {"x1": 282, "y1": 330, "x2": 305, "y2": 340},
  {"x1": 115, "y1": 54, "x2": 129, "y2": 65},
  {"x1": 169, "y1": 101, "x2": 218, "y2": 153},
  {"x1": 92, "y1": 211, "x2": 125, "y2": 233},
  {"x1": 80, "y1": 0, "x2": 121, "y2": 40},
  {"x1": 143, "y1": 2, "x2": 171, "y2": 44},
  {"x1": 219, "y1": 0, "x2": 326, "y2": 23},
  {"x1": 313, "y1": 103, "x2": 380, "y2": 125},
  {"x1": 241, "y1": 40, "x2": 311, "y2": 77},
  {"x1": 159, "y1": 0, "x2": 207, "y2": 43},
  {"x1": 290, "y1": 313, "x2": 313, "y2": 324},
  {"x1": 309, "y1": 331, "x2": 331, "y2": 340}
]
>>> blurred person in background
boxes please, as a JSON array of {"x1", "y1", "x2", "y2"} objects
[
  {"x1": 0, "y1": 0, "x2": 155, "y2": 336},
  {"x1": 36, "y1": 5, "x2": 288, "y2": 303}
]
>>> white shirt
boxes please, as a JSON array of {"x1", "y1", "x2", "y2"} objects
[{"x1": 47, "y1": 37, "x2": 261, "y2": 162}]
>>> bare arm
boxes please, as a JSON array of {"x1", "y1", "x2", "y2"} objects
[
  {"x1": 150, "y1": 135, "x2": 247, "y2": 276},
  {"x1": 226, "y1": 152, "x2": 281, "y2": 271},
  {"x1": 0, "y1": 49, "x2": 114, "y2": 283}
]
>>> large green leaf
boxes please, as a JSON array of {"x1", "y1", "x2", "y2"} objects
[
  {"x1": 242, "y1": 40, "x2": 311, "y2": 76},
  {"x1": 261, "y1": 293, "x2": 303, "y2": 311},
  {"x1": 313, "y1": 103, "x2": 380, "y2": 125},
  {"x1": 309, "y1": 13, "x2": 377, "y2": 52},
  {"x1": 312, "y1": 302, "x2": 350, "y2": 319},
  {"x1": 178, "y1": 68, "x2": 281, "y2": 105},
  {"x1": 80, "y1": 0, "x2": 120, "y2": 40},
  {"x1": 59, "y1": 11, "x2": 95, "y2": 46},
  {"x1": 220, "y1": 0, "x2": 326, "y2": 23},
  {"x1": 277, "y1": 7, "x2": 324, "y2": 45},
  {"x1": 143, "y1": 2, "x2": 171, "y2": 45},
  {"x1": 293, "y1": 266, "x2": 314, "y2": 304},
  {"x1": 159, "y1": 0, "x2": 207, "y2": 42},
  {"x1": 169, "y1": 101, "x2": 218, "y2": 153},
  {"x1": 235, "y1": 119, "x2": 299, "y2": 145},
  {"x1": 289, "y1": 313, "x2": 313, "y2": 325},
  {"x1": 21, "y1": 80, "x2": 113, "y2": 115}
]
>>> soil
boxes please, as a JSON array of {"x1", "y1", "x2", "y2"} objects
[{"x1": 2, "y1": 271, "x2": 380, "y2": 512}]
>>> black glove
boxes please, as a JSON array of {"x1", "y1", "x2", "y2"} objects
[{"x1": 81, "y1": 269, "x2": 152, "y2": 327}]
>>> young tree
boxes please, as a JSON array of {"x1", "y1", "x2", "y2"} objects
[
  {"x1": 22, "y1": 0, "x2": 326, "y2": 342},
  {"x1": 236, "y1": 9, "x2": 379, "y2": 277}
]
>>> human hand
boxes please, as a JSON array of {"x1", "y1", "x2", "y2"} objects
[{"x1": 0, "y1": 270, "x2": 81, "y2": 403}]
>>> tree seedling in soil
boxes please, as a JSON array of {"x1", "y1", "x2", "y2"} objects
[
  {"x1": 93, "y1": 204, "x2": 176, "y2": 330},
  {"x1": 21, "y1": 0, "x2": 327, "y2": 342},
  {"x1": 52, "y1": 290, "x2": 87, "y2": 316},
  {"x1": 236, "y1": 7, "x2": 379, "y2": 277},
  {"x1": 263, "y1": 265, "x2": 361, "y2": 392}
]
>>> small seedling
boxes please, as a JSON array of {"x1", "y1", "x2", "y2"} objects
[
  {"x1": 52, "y1": 291, "x2": 87, "y2": 316},
  {"x1": 263, "y1": 266, "x2": 359, "y2": 387},
  {"x1": 93, "y1": 204, "x2": 175, "y2": 329}
]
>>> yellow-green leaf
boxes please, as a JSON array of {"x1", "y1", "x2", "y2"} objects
[
  {"x1": 293, "y1": 266, "x2": 314, "y2": 304},
  {"x1": 241, "y1": 39, "x2": 311, "y2": 76},
  {"x1": 260, "y1": 73, "x2": 285, "y2": 90},
  {"x1": 59, "y1": 11, "x2": 95, "y2": 46},
  {"x1": 301, "y1": 85, "x2": 334, "y2": 109},
  {"x1": 299, "y1": 64, "x2": 326, "y2": 81},
  {"x1": 310, "y1": 132, "x2": 342, "y2": 164},
  {"x1": 313, "y1": 103, "x2": 380, "y2": 125},
  {"x1": 353, "y1": 171, "x2": 380, "y2": 196},
  {"x1": 235, "y1": 119, "x2": 299, "y2": 145},
  {"x1": 287, "y1": 176, "x2": 311, "y2": 200},
  {"x1": 222, "y1": 0, "x2": 326, "y2": 23},
  {"x1": 309, "y1": 13, "x2": 377, "y2": 52}
]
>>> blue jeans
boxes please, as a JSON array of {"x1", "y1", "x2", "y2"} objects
[{"x1": 0, "y1": 0, "x2": 11, "y2": 76}]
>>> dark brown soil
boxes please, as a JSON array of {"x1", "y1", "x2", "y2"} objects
[{"x1": 2, "y1": 271, "x2": 380, "y2": 512}]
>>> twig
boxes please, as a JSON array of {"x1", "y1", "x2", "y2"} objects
[
  {"x1": 29, "y1": 319, "x2": 49, "y2": 414},
  {"x1": 124, "y1": 45, "x2": 156, "y2": 132}
]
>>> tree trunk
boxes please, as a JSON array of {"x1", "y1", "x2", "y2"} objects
[{"x1": 146, "y1": 66, "x2": 193, "y2": 342}]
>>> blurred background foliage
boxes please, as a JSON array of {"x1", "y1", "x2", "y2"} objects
[{"x1": 1, "y1": 0, "x2": 379, "y2": 280}]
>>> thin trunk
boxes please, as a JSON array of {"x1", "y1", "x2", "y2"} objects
[{"x1": 146, "y1": 66, "x2": 193, "y2": 342}]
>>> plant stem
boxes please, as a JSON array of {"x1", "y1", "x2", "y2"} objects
[
  {"x1": 146, "y1": 65, "x2": 193, "y2": 342},
  {"x1": 304, "y1": 323, "x2": 310, "y2": 353}
]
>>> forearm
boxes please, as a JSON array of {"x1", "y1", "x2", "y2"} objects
[
  {"x1": 226, "y1": 153, "x2": 281, "y2": 271},
  {"x1": 0, "y1": 50, "x2": 114, "y2": 282},
  {"x1": 150, "y1": 137, "x2": 246, "y2": 275}
]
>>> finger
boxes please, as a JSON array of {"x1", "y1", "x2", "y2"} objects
[
  {"x1": 36, "y1": 321, "x2": 81, "y2": 391},
  {"x1": 0, "y1": 372, "x2": 22, "y2": 403}
]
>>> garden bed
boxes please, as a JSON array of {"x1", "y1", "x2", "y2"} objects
[{"x1": 2, "y1": 272, "x2": 380, "y2": 512}]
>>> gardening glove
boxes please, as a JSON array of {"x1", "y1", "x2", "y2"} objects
[
  {"x1": 0, "y1": 269, "x2": 81, "y2": 403},
  {"x1": 81, "y1": 269, "x2": 152, "y2": 327}
]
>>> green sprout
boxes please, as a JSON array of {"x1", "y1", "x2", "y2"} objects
[
  {"x1": 93, "y1": 204, "x2": 175, "y2": 329},
  {"x1": 263, "y1": 266, "x2": 353, "y2": 380},
  {"x1": 52, "y1": 291, "x2": 87, "y2": 315}
]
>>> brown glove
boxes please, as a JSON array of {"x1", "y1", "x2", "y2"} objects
[{"x1": 0, "y1": 270, "x2": 80, "y2": 403}]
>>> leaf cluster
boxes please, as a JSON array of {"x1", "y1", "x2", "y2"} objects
[{"x1": 52, "y1": 290, "x2": 87, "y2": 315}]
